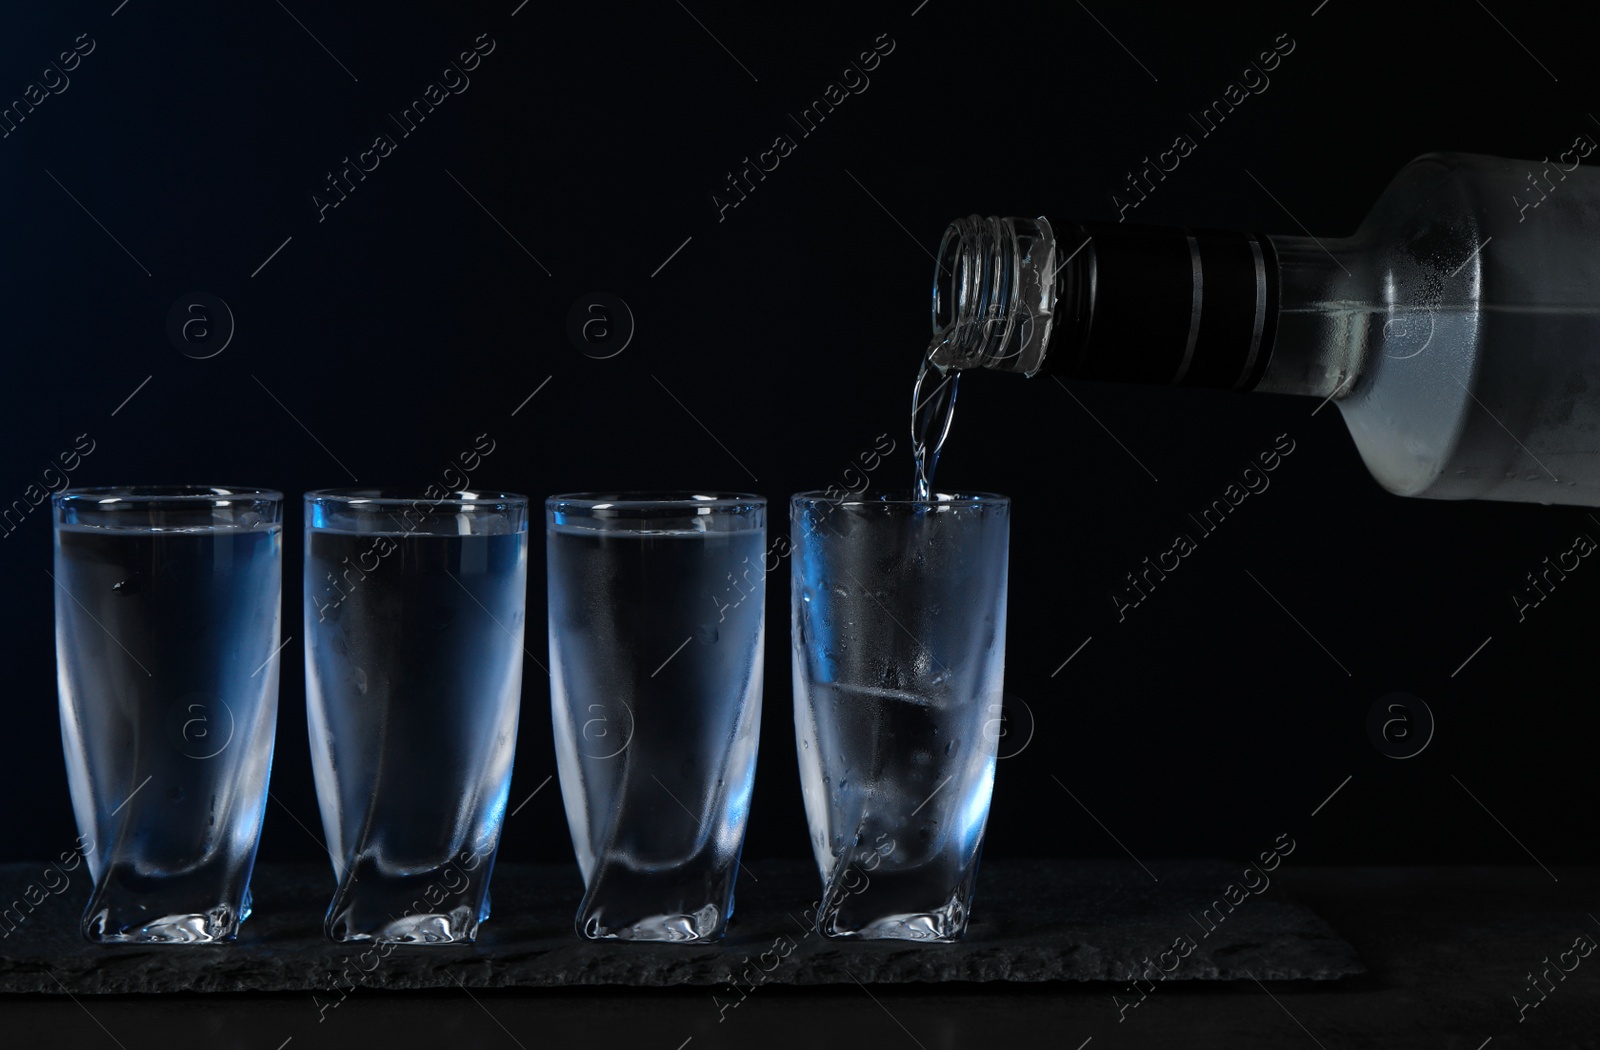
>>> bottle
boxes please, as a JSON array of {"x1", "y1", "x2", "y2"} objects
[{"x1": 931, "y1": 149, "x2": 1600, "y2": 506}]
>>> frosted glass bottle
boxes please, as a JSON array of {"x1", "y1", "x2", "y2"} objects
[{"x1": 932, "y1": 149, "x2": 1600, "y2": 505}]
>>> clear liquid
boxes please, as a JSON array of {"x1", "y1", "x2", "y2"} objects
[
  {"x1": 547, "y1": 525, "x2": 765, "y2": 941},
  {"x1": 55, "y1": 524, "x2": 281, "y2": 943},
  {"x1": 791, "y1": 502, "x2": 1007, "y2": 940},
  {"x1": 305, "y1": 530, "x2": 526, "y2": 943},
  {"x1": 1332, "y1": 302, "x2": 1600, "y2": 503},
  {"x1": 797, "y1": 681, "x2": 996, "y2": 939},
  {"x1": 911, "y1": 338, "x2": 961, "y2": 500}
]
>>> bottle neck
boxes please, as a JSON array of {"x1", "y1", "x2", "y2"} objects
[
  {"x1": 930, "y1": 218, "x2": 1360, "y2": 399},
  {"x1": 930, "y1": 216, "x2": 1059, "y2": 375},
  {"x1": 1252, "y1": 234, "x2": 1365, "y2": 399}
]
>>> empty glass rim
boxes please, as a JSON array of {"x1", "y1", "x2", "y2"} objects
[
  {"x1": 55, "y1": 484, "x2": 281, "y2": 504},
  {"x1": 547, "y1": 491, "x2": 765, "y2": 512},
  {"x1": 307, "y1": 487, "x2": 528, "y2": 507},
  {"x1": 792, "y1": 490, "x2": 1009, "y2": 507}
]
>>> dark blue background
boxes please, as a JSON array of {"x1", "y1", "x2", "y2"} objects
[{"x1": 2, "y1": 0, "x2": 1594, "y2": 878}]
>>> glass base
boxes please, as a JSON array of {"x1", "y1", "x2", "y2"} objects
[
  {"x1": 824, "y1": 908, "x2": 967, "y2": 943},
  {"x1": 82, "y1": 876, "x2": 251, "y2": 944},
  {"x1": 574, "y1": 858, "x2": 737, "y2": 942},
  {"x1": 816, "y1": 868, "x2": 976, "y2": 942},
  {"x1": 580, "y1": 902, "x2": 723, "y2": 942},
  {"x1": 83, "y1": 905, "x2": 244, "y2": 944},
  {"x1": 323, "y1": 863, "x2": 494, "y2": 944},
  {"x1": 326, "y1": 907, "x2": 480, "y2": 944}
]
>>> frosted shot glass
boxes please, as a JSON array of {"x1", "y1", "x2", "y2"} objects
[
  {"x1": 547, "y1": 493, "x2": 766, "y2": 942},
  {"x1": 304, "y1": 490, "x2": 528, "y2": 944},
  {"x1": 53, "y1": 486, "x2": 283, "y2": 944},
  {"x1": 790, "y1": 492, "x2": 1010, "y2": 941}
]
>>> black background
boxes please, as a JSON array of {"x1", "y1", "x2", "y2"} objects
[{"x1": 2, "y1": 0, "x2": 1596, "y2": 884}]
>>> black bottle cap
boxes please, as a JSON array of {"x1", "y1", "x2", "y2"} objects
[{"x1": 1051, "y1": 221, "x2": 1278, "y2": 390}]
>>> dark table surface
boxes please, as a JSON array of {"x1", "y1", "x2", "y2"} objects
[{"x1": 3, "y1": 864, "x2": 1597, "y2": 1049}]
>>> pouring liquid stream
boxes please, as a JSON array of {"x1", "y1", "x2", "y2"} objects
[{"x1": 911, "y1": 337, "x2": 960, "y2": 501}]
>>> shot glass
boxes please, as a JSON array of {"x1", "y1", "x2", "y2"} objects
[
  {"x1": 304, "y1": 489, "x2": 528, "y2": 943},
  {"x1": 53, "y1": 486, "x2": 283, "y2": 943},
  {"x1": 547, "y1": 493, "x2": 766, "y2": 941},
  {"x1": 790, "y1": 492, "x2": 1010, "y2": 941}
]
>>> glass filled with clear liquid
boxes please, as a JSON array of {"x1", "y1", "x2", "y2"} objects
[
  {"x1": 304, "y1": 489, "x2": 528, "y2": 944},
  {"x1": 53, "y1": 485, "x2": 283, "y2": 944},
  {"x1": 790, "y1": 490, "x2": 1009, "y2": 941},
  {"x1": 547, "y1": 492, "x2": 766, "y2": 942}
]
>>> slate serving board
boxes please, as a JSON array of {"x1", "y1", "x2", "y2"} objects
[{"x1": 0, "y1": 859, "x2": 1362, "y2": 994}]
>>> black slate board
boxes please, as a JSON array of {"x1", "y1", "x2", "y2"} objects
[{"x1": 0, "y1": 859, "x2": 1362, "y2": 994}]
